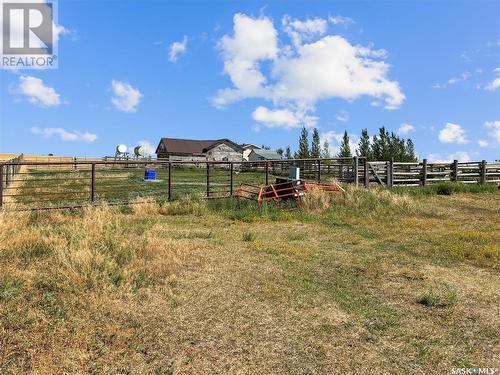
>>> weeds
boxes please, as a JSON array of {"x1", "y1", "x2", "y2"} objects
[
  {"x1": 242, "y1": 231, "x2": 256, "y2": 242},
  {"x1": 417, "y1": 285, "x2": 458, "y2": 307},
  {"x1": 0, "y1": 276, "x2": 23, "y2": 301}
]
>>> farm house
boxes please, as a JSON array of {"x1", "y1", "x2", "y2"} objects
[{"x1": 155, "y1": 138, "x2": 243, "y2": 162}]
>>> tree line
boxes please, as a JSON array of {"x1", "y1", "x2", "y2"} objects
[{"x1": 278, "y1": 126, "x2": 417, "y2": 162}]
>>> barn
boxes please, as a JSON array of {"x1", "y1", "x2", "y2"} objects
[{"x1": 155, "y1": 138, "x2": 243, "y2": 162}]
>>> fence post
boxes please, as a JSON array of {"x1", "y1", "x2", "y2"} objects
[
  {"x1": 353, "y1": 157, "x2": 359, "y2": 187},
  {"x1": 421, "y1": 159, "x2": 428, "y2": 186},
  {"x1": 480, "y1": 160, "x2": 487, "y2": 184},
  {"x1": 90, "y1": 163, "x2": 96, "y2": 203},
  {"x1": 452, "y1": 160, "x2": 458, "y2": 182},
  {"x1": 230, "y1": 162, "x2": 233, "y2": 196},
  {"x1": 206, "y1": 163, "x2": 210, "y2": 197},
  {"x1": 388, "y1": 159, "x2": 394, "y2": 188},
  {"x1": 0, "y1": 164, "x2": 3, "y2": 208},
  {"x1": 317, "y1": 159, "x2": 321, "y2": 182},
  {"x1": 265, "y1": 162, "x2": 269, "y2": 185},
  {"x1": 168, "y1": 162, "x2": 172, "y2": 201},
  {"x1": 364, "y1": 158, "x2": 369, "y2": 188}
]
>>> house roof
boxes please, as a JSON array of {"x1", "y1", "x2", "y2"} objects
[
  {"x1": 156, "y1": 138, "x2": 242, "y2": 155},
  {"x1": 241, "y1": 144, "x2": 260, "y2": 150},
  {"x1": 250, "y1": 149, "x2": 282, "y2": 160}
]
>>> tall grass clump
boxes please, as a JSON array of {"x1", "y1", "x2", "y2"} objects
[
  {"x1": 417, "y1": 285, "x2": 458, "y2": 308},
  {"x1": 395, "y1": 182, "x2": 498, "y2": 197},
  {"x1": 159, "y1": 195, "x2": 208, "y2": 216}
]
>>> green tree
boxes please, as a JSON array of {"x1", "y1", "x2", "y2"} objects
[
  {"x1": 406, "y1": 139, "x2": 417, "y2": 162},
  {"x1": 276, "y1": 148, "x2": 283, "y2": 157},
  {"x1": 357, "y1": 128, "x2": 372, "y2": 160},
  {"x1": 372, "y1": 127, "x2": 390, "y2": 160},
  {"x1": 311, "y1": 128, "x2": 321, "y2": 158},
  {"x1": 297, "y1": 126, "x2": 310, "y2": 158},
  {"x1": 338, "y1": 131, "x2": 352, "y2": 158},
  {"x1": 285, "y1": 146, "x2": 292, "y2": 159},
  {"x1": 321, "y1": 140, "x2": 330, "y2": 158}
]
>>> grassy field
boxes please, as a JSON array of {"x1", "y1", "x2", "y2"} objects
[{"x1": 0, "y1": 186, "x2": 499, "y2": 373}]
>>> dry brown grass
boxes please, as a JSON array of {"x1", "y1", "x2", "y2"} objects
[{"x1": 0, "y1": 190, "x2": 499, "y2": 373}]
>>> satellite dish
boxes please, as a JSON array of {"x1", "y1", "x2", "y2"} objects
[
  {"x1": 134, "y1": 146, "x2": 144, "y2": 157},
  {"x1": 116, "y1": 144, "x2": 127, "y2": 154}
]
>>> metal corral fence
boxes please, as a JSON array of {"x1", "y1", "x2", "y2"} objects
[{"x1": 0, "y1": 157, "x2": 498, "y2": 211}]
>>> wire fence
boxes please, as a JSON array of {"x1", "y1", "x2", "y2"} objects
[{"x1": 0, "y1": 157, "x2": 498, "y2": 211}]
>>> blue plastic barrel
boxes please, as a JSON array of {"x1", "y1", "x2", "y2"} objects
[{"x1": 144, "y1": 169, "x2": 156, "y2": 180}]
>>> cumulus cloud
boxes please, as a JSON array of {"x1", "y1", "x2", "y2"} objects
[
  {"x1": 213, "y1": 14, "x2": 278, "y2": 108},
  {"x1": 320, "y1": 131, "x2": 358, "y2": 156},
  {"x1": 485, "y1": 120, "x2": 500, "y2": 142},
  {"x1": 13, "y1": 75, "x2": 61, "y2": 107},
  {"x1": 30, "y1": 127, "x2": 97, "y2": 142},
  {"x1": 213, "y1": 13, "x2": 404, "y2": 128},
  {"x1": 335, "y1": 110, "x2": 349, "y2": 123},
  {"x1": 252, "y1": 106, "x2": 317, "y2": 129},
  {"x1": 397, "y1": 123, "x2": 415, "y2": 135},
  {"x1": 168, "y1": 36, "x2": 188, "y2": 63},
  {"x1": 111, "y1": 80, "x2": 142, "y2": 113},
  {"x1": 427, "y1": 151, "x2": 470, "y2": 163},
  {"x1": 438, "y1": 123, "x2": 468, "y2": 144},
  {"x1": 484, "y1": 68, "x2": 500, "y2": 91}
]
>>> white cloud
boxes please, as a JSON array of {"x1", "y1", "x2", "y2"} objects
[
  {"x1": 438, "y1": 123, "x2": 468, "y2": 144},
  {"x1": 397, "y1": 123, "x2": 415, "y2": 135},
  {"x1": 282, "y1": 15, "x2": 327, "y2": 47},
  {"x1": 30, "y1": 127, "x2": 97, "y2": 142},
  {"x1": 484, "y1": 68, "x2": 500, "y2": 91},
  {"x1": 252, "y1": 106, "x2": 317, "y2": 129},
  {"x1": 335, "y1": 110, "x2": 349, "y2": 123},
  {"x1": 110, "y1": 80, "x2": 142, "y2": 113},
  {"x1": 213, "y1": 13, "x2": 404, "y2": 128},
  {"x1": 272, "y1": 35, "x2": 405, "y2": 110},
  {"x1": 168, "y1": 36, "x2": 188, "y2": 63},
  {"x1": 427, "y1": 151, "x2": 470, "y2": 163},
  {"x1": 484, "y1": 120, "x2": 500, "y2": 142},
  {"x1": 320, "y1": 131, "x2": 358, "y2": 156},
  {"x1": 329, "y1": 15, "x2": 354, "y2": 26},
  {"x1": 447, "y1": 71, "x2": 470, "y2": 85},
  {"x1": 213, "y1": 13, "x2": 278, "y2": 109},
  {"x1": 478, "y1": 140, "x2": 488, "y2": 147},
  {"x1": 433, "y1": 71, "x2": 470, "y2": 89},
  {"x1": 13, "y1": 75, "x2": 61, "y2": 107}
]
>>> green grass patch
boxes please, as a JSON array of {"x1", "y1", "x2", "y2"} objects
[
  {"x1": 417, "y1": 286, "x2": 458, "y2": 308},
  {"x1": 0, "y1": 275, "x2": 24, "y2": 301}
]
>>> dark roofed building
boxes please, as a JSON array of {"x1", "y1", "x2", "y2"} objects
[
  {"x1": 247, "y1": 149, "x2": 282, "y2": 161},
  {"x1": 156, "y1": 138, "x2": 243, "y2": 161}
]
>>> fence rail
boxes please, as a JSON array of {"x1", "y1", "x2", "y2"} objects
[{"x1": 0, "y1": 157, "x2": 498, "y2": 211}]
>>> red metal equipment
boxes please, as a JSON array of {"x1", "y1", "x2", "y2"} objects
[{"x1": 234, "y1": 179, "x2": 345, "y2": 208}]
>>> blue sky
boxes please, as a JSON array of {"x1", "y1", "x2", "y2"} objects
[{"x1": 1, "y1": 0, "x2": 499, "y2": 161}]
